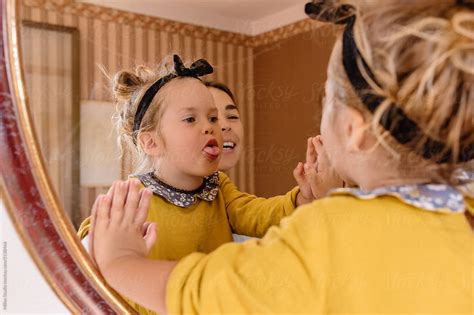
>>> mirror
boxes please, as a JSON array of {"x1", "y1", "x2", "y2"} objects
[
  {"x1": 17, "y1": 0, "x2": 336, "y2": 229},
  {"x1": 2, "y1": 0, "x2": 336, "y2": 312}
]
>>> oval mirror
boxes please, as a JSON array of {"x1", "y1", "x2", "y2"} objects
[{"x1": 1, "y1": 0, "x2": 334, "y2": 312}]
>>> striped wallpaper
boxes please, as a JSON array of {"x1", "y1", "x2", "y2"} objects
[{"x1": 19, "y1": 0, "x2": 256, "y2": 223}]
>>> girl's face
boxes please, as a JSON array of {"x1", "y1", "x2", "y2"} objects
[
  {"x1": 320, "y1": 77, "x2": 352, "y2": 184},
  {"x1": 157, "y1": 78, "x2": 223, "y2": 178},
  {"x1": 209, "y1": 87, "x2": 244, "y2": 172}
]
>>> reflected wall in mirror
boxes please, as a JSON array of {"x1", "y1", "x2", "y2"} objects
[
  {"x1": 18, "y1": 0, "x2": 335, "y2": 228},
  {"x1": 79, "y1": 99, "x2": 120, "y2": 223},
  {"x1": 20, "y1": 21, "x2": 81, "y2": 226}
]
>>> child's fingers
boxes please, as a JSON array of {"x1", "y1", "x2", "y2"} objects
[
  {"x1": 306, "y1": 137, "x2": 317, "y2": 165},
  {"x1": 106, "y1": 182, "x2": 116, "y2": 197},
  {"x1": 110, "y1": 181, "x2": 129, "y2": 224},
  {"x1": 96, "y1": 195, "x2": 112, "y2": 230},
  {"x1": 307, "y1": 172, "x2": 325, "y2": 199},
  {"x1": 312, "y1": 136, "x2": 329, "y2": 169},
  {"x1": 141, "y1": 221, "x2": 152, "y2": 237},
  {"x1": 123, "y1": 179, "x2": 142, "y2": 225},
  {"x1": 304, "y1": 160, "x2": 318, "y2": 180},
  {"x1": 312, "y1": 136, "x2": 323, "y2": 154},
  {"x1": 134, "y1": 188, "x2": 153, "y2": 226},
  {"x1": 97, "y1": 182, "x2": 115, "y2": 237},
  {"x1": 91, "y1": 195, "x2": 112, "y2": 261},
  {"x1": 143, "y1": 222, "x2": 157, "y2": 254},
  {"x1": 293, "y1": 162, "x2": 304, "y2": 177},
  {"x1": 88, "y1": 195, "x2": 101, "y2": 265},
  {"x1": 304, "y1": 158, "x2": 326, "y2": 198},
  {"x1": 293, "y1": 162, "x2": 305, "y2": 185}
]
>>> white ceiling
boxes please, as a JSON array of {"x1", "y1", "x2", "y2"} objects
[{"x1": 78, "y1": 0, "x2": 309, "y2": 35}]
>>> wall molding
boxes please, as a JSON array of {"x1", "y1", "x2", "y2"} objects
[
  {"x1": 22, "y1": 0, "x2": 321, "y2": 47},
  {"x1": 250, "y1": 19, "x2": 320, "y2": 47}
]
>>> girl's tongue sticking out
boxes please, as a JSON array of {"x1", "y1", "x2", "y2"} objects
[{"x1": 203, "y1": 138, "x2": 221, "y2": 161}]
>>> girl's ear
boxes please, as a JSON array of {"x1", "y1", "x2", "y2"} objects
[
  {"x1": 343, "y1": 106, "x2": 368, "y2": 153},
  {"x1": 137, "y1": 131, "x2": 163, "y2": 156}
]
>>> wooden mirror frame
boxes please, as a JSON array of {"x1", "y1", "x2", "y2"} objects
[{"x1": 0, "y1": 0, "x2": 135, "y2": 313}]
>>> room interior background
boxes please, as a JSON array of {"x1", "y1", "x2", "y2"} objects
[{"x1": 18, "y1": 0, "x2": 336, "y2": 228}]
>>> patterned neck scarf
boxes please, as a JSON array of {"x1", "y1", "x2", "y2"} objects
[{"x1": 134, "y1": 171, "x2": 219, "y2": 208}]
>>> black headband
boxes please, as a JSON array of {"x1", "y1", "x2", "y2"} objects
[
  {"x1": 132, "y1": 55, "x2": 213, "y2": 140},
  {"x1": 305, "y1": 1, "x2": 474, "y2": 163},
  {"x1": 457, "y1": 0, "x2": 474, "y2": 9}
]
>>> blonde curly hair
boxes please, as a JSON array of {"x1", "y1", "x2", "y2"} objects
[
  {"x1": 309, "y1": 0, "x2": 474, "y2": 183},
  {"x1": 111, "y1": 57, "x2": 176, "y2": 173}
]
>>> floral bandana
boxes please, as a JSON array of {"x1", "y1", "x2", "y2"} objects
[
  {"x1": 133, "y1": 172, "x2": 219, "y2": 208},
  {"x1": 329, "y1": 181, "x2": 474, "y2": 213}
]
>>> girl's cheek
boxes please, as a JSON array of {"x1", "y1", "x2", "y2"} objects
[{"x1": 320, "y1": 111, "x2": 330, "y2": 138}]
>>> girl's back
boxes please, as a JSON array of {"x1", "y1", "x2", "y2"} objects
[{"x1": 164, "y1": 192, "x2": 473, "y2": 313}]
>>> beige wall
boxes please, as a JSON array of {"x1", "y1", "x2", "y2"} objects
[{"x1": 253, "y1": 27, "x2": 336, "y2": 197}]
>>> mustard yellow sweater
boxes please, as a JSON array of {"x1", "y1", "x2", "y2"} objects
[
  {"x1": 78, "y1": 171, "x2": 299, "y2": 314},
  {"x1": 166, "y1": 194, "x2": 474, "y2": 314}
]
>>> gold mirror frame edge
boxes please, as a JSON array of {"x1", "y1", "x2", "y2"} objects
[{"x1": 1, "y1": 0, "x2": 136, "y2": 313}]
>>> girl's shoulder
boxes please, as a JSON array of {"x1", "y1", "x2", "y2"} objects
[
  {"x1": 326, "y1": 183, "x2": 472, "y2": 214},
  {"x1": 291, "y1": 183, "x2": 473, "y2": 227},
  {"x1": 288, "y1": 184, "x2": 472, "y2": 242},
  {"x1": 217, "y1": 171, "x2": 230, "y2": 183}
]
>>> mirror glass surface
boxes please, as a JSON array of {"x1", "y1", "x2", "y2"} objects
[{"x1": 17, "y1": 0, "x2": 334, "y2": 229}]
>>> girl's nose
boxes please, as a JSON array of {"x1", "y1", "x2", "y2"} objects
[
  {"x1": 204, "y1": 126, "x2": 214, "y2": 134},
  {"x1": 221, "y1": 125, "x2": 232, "y2": 132}
]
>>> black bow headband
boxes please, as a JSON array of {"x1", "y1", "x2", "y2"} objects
[
  {"x1": 456, "y1": 0, "x2": 474, "y2": 9},
  {"x1": 132, "y1": 55, "x2": 214, "y2": 140},
  {"x1": 305, "y1": 1, "x2": 474, "y2": 163}
]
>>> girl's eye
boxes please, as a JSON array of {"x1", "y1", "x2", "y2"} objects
[
  {"x1": 183, "y1": 117, "x2": 195, "y2": 123},
  {"x1": 227, "y1": 115, "x2": 239, "y2": 120},
  {"x1": 209, "y1": 116, "x2": 219, "y2": 123}
]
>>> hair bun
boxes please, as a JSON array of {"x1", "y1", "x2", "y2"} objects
[
  {"x1": 305, "y1": 0, "x2": 355, "y2": 25},
  {"x1": 112, "y1": 66, "x2": 158, "y2": 102},
  {"x1": 112, "y1": 70, "x2": 144, "y2": 102}
]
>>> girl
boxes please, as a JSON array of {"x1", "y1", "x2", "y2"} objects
[
  {"x1": 90, "y1": 1, "x2": 474, "y2": 314},
  {"x1": 78, "y1": 55, "x2": 327, "y2": 313}
]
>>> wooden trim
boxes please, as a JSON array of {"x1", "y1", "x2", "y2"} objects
[
  {"x1": 1, "y1": 0, "x2": 136, "y2": 312},
  {"x1": 22, "y1": 18, "x2": 76, "y2": 32}
]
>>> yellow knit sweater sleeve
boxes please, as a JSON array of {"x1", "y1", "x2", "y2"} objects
[
  {"x1": 166, "y1": 202, "x2": 323, "y2": 314},
  {"x1": 166, "y1": 195, "x2": 473, "y2": 314},
  {"x1": 219, "y1": 172, "x2": 300, "y2": 238}
]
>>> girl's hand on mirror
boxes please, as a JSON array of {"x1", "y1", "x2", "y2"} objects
[
  {"x1": 306, "y1": 136, "x2": 344, "y2": 199},
  {"x1": 293, "y1": 137, "x2": 318, "y2": 206},
  {"x1": 91, "y1": 179, "x2": 155, "y2": 279},
  {"x1": 88, "y1": 183, "x2": 115, "y2": 267}
]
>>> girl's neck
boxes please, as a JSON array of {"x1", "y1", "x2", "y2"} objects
[
  {"x1": 154, "y1": 167, "x2": 204, "y2": 192},
  {"x1": 352, "y1": 164, "x2": 432, "y2": 191},
  {"x1": 358, "y1": 176, "x2": 431, "y2": 191},
  {"x1": 348, "y1": 154, "x2": 434, "y2": 191}
]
